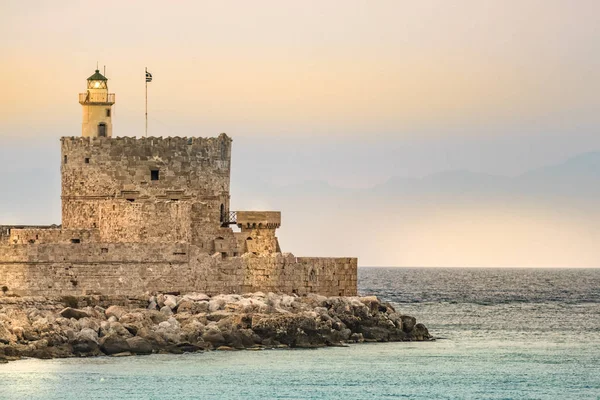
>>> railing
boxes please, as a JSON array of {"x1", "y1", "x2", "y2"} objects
[
  {"x1": 79, "y1": 92, "x2": 115, "y2": 104},
  {"x1": 221, "y1": 211, "x2": 237, "y2": 226}
]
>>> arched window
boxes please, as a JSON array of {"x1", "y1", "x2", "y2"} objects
[
  {"x1": 220, "y1": 204, "x2": 225, "y2": 223},
  {"x1": 98, "y1": 123, "x2": 107, "y2": 137}
]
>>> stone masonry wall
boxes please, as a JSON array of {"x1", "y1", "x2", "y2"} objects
[
  {"x1": 97, "y1": 200, "x2": 192, "y2": 243},
  {"x1": 61, "y1": 134, "x2": 232, "y2": 233},
  {"x1": 0, "y1": 244, "x2": 357, "y2": 297},
  {"x1": 7, "y1": 228, "x2": 99, "y2": 245}
]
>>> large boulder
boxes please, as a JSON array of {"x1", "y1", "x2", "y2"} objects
[
  {"x1": 410, "y1": 323, "x2": 431, "y2": 341},
  {"x1": 59, "y1": 308, "x2": 90, "y2": 320},
  {"x1": 126, "y1": 337, "x2": 153, "y2": 355},
  {"x1": 105, "y1": 306, "x2": 127, "y2": 320},
  {"x1": 0, "y1": 322, "x2": 16, "y2": 344},
  {"x1": 400, "y1": 316, "x2": 416, "y2": 333},
  {"x1": 202, "y1": 328, "x2": 225, "y2": 347},
  {"x1": 99, "y1": 333, "x2": 130, "y2": 355},
  {"x1": 72, "y1": 328, "x2": 100, "y2": 355}
]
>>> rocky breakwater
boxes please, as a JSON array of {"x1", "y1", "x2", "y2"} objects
[{"x1": 0, "y1": 293, "x2": 432, "y2": 362}]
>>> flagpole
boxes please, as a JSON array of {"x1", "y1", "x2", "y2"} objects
[{"x1": 145, "y1": 67, "x2": 148, "y2": 137}]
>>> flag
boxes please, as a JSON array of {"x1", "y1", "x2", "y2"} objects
[{"x1": 146, "y1": 71, "x2": 153, "y2": 82}]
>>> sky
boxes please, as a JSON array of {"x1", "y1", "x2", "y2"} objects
[{"x1": 1, "y1": 0, "x2": 599, "y2": 266}]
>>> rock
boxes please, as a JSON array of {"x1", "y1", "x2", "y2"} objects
[
  {"x1": 160, "y1": 306, "x2": 173, "y2": 316},
  {"x1": 176, "y1": 300, "x2": 197, "y2": 314},
  {"x1": 410, "y1": 323, "x2": 431, "y2": 341},
  {"x1": 111, "y1": 352, "x2": 133, "y2": 357},
  {"x1": 0, "y1": 322, "x2": 15, "y2": 344},
  {"x1": 156, "y1": 294, "x2": 166, "y2": 308},
  {"x1": 164, "y1": 295, "x2": 178, "y2": 310},
  {"x1": 216, "y1": 346, "x2": 235, "y2": 351},
  {"x1": 174, "y1": 342, "x2": 202, "y2": 353},
  {"x1": 400, "y1": 316, "x2": 416, "y2": 333},
  {"x1": 59, "y1": 307, "x2": 90, "y2": 320},
  {"x1": 148, "y1": 299, "x2": 158, "y2": 310},
  {"x1": 0, "y1": 292, "x2": 432, "y2": 362},
  {"x1": 105, "y1": 306, "x2": 127, "y2": 320},
  {"x1": 76, "y1": 328, "x2": 99, "y2": 344},
  {"x1": 79, "y1": 318, "x2": 100, "y2": 332},
  {"x1": 183, "y1": 293, "x2": 210, "y2": 302},
  {"x1": 202, "y1": 329, "x2": 225, "y2": 347},
  {"x1": 208, "y1": 298, "x2": 226, "y2": 312},
  {"x1": 126, "y1": 337, "x2": 153, "y2": 354},
  {"x1": 99, "y1": 333, "x2": 130, "y2": 355}
]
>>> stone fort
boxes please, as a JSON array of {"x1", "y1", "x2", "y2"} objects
[{"x1": 0, "y1": 70, "x2": 357, "y2": 297}]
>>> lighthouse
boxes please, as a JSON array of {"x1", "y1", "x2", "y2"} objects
[{"x1": 78, "y1": 69, "x2": 115, "y2": 138}]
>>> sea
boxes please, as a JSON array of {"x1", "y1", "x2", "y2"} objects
[{"x1": 1, "y1": 267, "x2": 599, "y2": 400}]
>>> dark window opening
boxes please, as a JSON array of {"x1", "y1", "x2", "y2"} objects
[
  {"x1": 98, "y1": 123, "x2": 106, "y2": 137},
  {"x1": 101, "y1": 248, "x2": 108, "y2": 254},
  {"x1": 70, "y1": 279, "x2": 78, "y2": 287},
  {"x1": 151, "y1": 170, "x2": 159, "y2": 181},
  {"x1": 173, "y1": 252, "x2": 187, "y2": 255},
  {"x1": 64, "y1": 155, "x2": 68, "y2": 164},
  {"x1": 84, "y1": 158, "x2": 90, "y2": 164},
  {"x1": 71, "y1": 239, "x2": 81, "y2": 244},
  {"x1": 221, "y1": 252, "x2": 227, "y2": 258},
  {"x1": 106, "y1": 109, "x2": 111, "y2": 117},
  {"x1": 126, "y1": 199, "x2": 135, "y2": 202}
]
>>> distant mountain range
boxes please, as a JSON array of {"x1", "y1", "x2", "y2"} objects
[{"x1": 233, "y1": 151, "x2": 600, "y2": 204}]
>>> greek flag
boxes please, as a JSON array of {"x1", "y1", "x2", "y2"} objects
[{"x1": 146, "y1": 71, "x2": 153, "y2": 82}]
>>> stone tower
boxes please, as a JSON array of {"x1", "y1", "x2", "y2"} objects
[{"x1": 79, "y1": 69, "x2": 115, "y2": 138}]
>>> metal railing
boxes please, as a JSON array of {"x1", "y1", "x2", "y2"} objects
[
  {"x1": 221, "y1": 211, "x2": 237, "y2": 226},
  {"x1": 79, "y1": 92, "x2": 115, "y2": 104}
]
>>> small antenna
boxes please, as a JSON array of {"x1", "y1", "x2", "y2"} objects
[
  {"x1": 104, "y1": 65, "x2": 106, "y2": 76},
  {"x1": 96, "y1": 61, "x2": 99, "y2": 70}
]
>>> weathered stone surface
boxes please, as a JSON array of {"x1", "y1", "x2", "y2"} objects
[
  {"x1": 100, "y1": 333, "x2": 130, "y2": 355},
  {"x1": 59, "y1": 307, "x2": 90, "y2": 320},
  {"x1": 105, "y1": 306, "x2": 127, "y2": 320},
  {"x1": 126, "y1": 337, "x2": 153, "y2": 355}
]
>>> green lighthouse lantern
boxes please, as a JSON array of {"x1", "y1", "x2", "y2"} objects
[{"x1": 87, "y1": 69, "x2": 108, "y2": 89}]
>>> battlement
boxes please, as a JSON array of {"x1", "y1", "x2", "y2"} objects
[
  {"x1": 61, "y1": 133, "x2": 232, "y2": 148},
  {"x1": 236, "y1": 211, "x2": 282, "y2": 229}
]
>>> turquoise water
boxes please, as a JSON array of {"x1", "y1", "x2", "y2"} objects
[{"x1": 1, "y1": 268, "x2": 600, "y2": 399}]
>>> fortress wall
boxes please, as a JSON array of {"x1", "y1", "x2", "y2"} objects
[
  {"x1": 239, "y1": 228, "x2": 281, "y2": 254},
  {"x1": 7, "y1": 228, "x2": 99, "y2": 245},
  {"x1": 189, "y1": 201, "x2": 238, "y2": 253},
  {"x1": 97, "y1": 200, "x2": 193, "y2": 243},
  {"x1": 241, "y1": 255, "x2": 358, "y2": 296},
  {"x1": 0, "y1": 244, "x2": 357, "y2": 297},
  {"x1": 61, "y1": 134, "x2": 232, "y2": 229}
]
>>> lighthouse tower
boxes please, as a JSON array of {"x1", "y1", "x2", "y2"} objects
[{"x1": 78, "y1": 69, "x2": 115, "y2": 138}]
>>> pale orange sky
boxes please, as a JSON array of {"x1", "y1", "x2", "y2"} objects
[{"x1": 1, "y1": 1, "x2": 600, "y2": 266}]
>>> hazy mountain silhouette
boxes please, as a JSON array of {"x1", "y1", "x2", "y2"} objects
[{"x1": 233, "y1": 151, "x2": 600, "y2": 203}]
